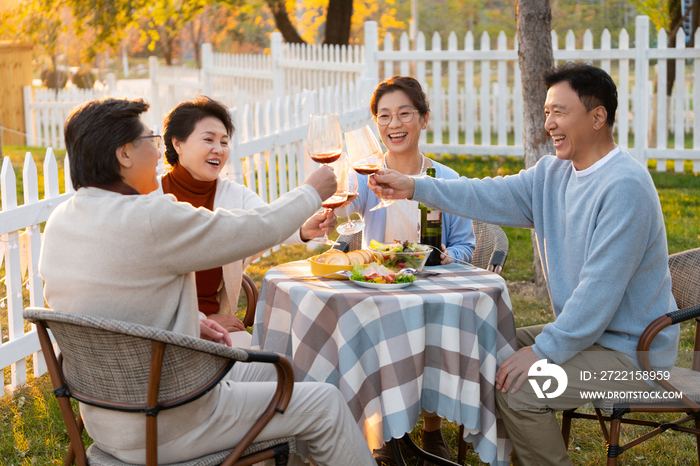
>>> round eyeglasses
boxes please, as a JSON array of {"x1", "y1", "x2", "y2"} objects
[
  {"x1": 137, "y1": 134, "x2": 163, "y2": 150},
  {"x1": 374, "y1": 109, "x2": 420, "y2": 126}
]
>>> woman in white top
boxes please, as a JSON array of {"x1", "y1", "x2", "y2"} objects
[
  {"x1": 348, "y1": 76, "x2": 475, "y2": 464},
  {"x1": 349, "y1": 76, "x2": 475, "y2": 266}
]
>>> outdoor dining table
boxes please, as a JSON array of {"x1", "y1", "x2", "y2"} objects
[{"x1": 251, "y1": 261, "x2": 517, "y2": 466}]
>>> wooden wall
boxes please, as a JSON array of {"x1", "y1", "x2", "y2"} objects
[{"x1": 0, "y1": 42, "x2": 33, "y2": 146}]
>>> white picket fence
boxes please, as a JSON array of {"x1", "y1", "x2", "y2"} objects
[
  {"x1": 1, "y1": 83, "x2": 372, "y2": 395},
  {"x1": 1, "y1": 148, "x2": 72, "y2": 393},
  {"x1": 21, "y1": 17, "x2": 700, "y2": 172},
  {"x1": 23, "y1": 87, "x2": 107, "y2": 149},
  {"x1": 144, "y1": 36, "x2": 365, "y2": 126}
]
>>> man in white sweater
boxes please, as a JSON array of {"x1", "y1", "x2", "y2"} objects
[
  {"x1": 39, "y1": 97, "x2": 375, "y2": 465},
  {"x1": 367, "y1": 63, "x2": 679, "y2": 465}
]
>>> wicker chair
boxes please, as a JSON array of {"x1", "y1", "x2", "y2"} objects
[
  {"x1": 470, "y1": 220, "x2": 509, "y2": 274},
  {"x1": 23, "y1": 308, "x2": 296, "y2": 466},
  {"x1": 337, "y1": 220, "x2": 508, "y2": 273},
  {"x1": 240, "y1": 273, "x2": 259, "y2": 328},
  {"x1": 560, "y1": 247, "x2": 700, "y2": 465}
]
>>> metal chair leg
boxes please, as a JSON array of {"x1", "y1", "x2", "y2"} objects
[
  {"x1": 561, "y1": 409, "x2": 573, "y2": 449},
  {"x1": 606, "y1": 418, "x2": 622, "y2": 466},
  {"x1": 457, "y1": 425, "x2": 467, "y2": 464},
  {"x1": 390, "y1": 438, "x2": 407, "y2": 466}
]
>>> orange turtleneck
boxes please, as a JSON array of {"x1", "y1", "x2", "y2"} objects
[{"x1": 162, "y1": 162, "x2": 222, "y2": 316}]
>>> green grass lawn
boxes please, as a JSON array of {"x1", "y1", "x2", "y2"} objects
[{"x1": 1, "y1": 148, "x2": 699, "y2": 465}]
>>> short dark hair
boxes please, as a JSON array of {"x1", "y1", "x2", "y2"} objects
[
  {"x1": 543, "y1": 62, "x2": 618, "y2": 127},
  {"x1": 163, "y1": 96, "x2": 234, "y2": 166},
  {"x1": 64, "y1": 97, "x2": 149, "y2": 191},
  {"x1": 370, "y1": 76, "x2": 430, "y2": 117}
]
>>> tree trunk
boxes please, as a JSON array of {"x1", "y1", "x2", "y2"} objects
[
  {"x1": 52, "y1": 55, "x2": 59, "y2": 96},
  {"x1": 158, "y1": 26, "x2": 176, "y2": 66},
  {"x1": 517, "y1": 0, "x2": 554, "y2": 302},
  {"x1": 189, "y1": 20, "x2": 203, "y2": 69},
  {"x1": 266, "y1": 0, "x2": 306, "y2": 44},
  {"x1": 324, "y1": 0, "x2": 353, "y2": 45},
  {"x1": 666, "y1": 0, "x2": 683, "y2": 96}
]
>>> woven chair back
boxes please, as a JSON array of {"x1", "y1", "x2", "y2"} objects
[
  {"x1": 337, "y1": 231, "x2": 363, "y2": 251},
  {"x1": 25, "y1": 309, "x2": 236, "y2": 407},
  {"x1": 668, "y1": 247, "x2": 700, "y2": 310},
  {"x1": 472, "y1": 221, "x2": 508, "y2": 270}
]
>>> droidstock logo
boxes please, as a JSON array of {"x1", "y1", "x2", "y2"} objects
[{"x1": 528, "y1": 359, "x2": 568, "y2": 399}]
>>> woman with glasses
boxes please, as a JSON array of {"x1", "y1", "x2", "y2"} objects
[
  {"x1": 154, "y1": 96, "x2": 335, "y2": 348},
  {"x1": 348, "y1": 76, "x2": 475, "y2": 266},
  {"x1": 349, "y1": 76, "x2": 475, "y2": 464}
]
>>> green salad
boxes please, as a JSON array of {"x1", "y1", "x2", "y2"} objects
[{"x1": 350, "y1": 264, "x2": 415, "y2": 284}]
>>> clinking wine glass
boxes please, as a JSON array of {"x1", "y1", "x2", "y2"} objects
[
  {"x1": 336, "y1": 158, "x2": 364, "y2": 235},
  {"x1": 311, "y1": 157, "x2": 349, "y2": 246},
  {"x1": 344, "y1": 125, "x2": 396, "y2": 211},
  {"x1": 307, "y1": 113, "x2": 343, "y2": 165}
]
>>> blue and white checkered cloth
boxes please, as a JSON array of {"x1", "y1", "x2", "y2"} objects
[{"x1": 252, "y1": 262, "x2": 517, "y2": 465}]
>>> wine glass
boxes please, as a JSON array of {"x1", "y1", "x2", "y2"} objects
[
  {"x1": 307, "y1": 113, "x2": 343, "y2": 165},
  {"x1": 311, "y1": 157, "x2": 349, "y2": 246},
  {"x1": 344, "y1": 125, "x2": 396, "y2": 211},
  {"x1": 336, "y1": 158, "x2": 364, "y2": 235}
]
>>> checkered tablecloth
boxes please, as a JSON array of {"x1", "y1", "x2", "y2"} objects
[{"x1": 252, "y1": 261, "x2": 517, "y2": 466}]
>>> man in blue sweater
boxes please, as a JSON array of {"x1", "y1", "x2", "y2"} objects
[{"x1": 368, "y1": 63, "x2": 680, "y2": 465}]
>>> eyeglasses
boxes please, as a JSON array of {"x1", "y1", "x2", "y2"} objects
[
  {"x1": 375, "y1": 109, "x2": 420, "y2": 126},
  {"x1": 137, "y1": 134, "x2": 163, "y2": 150}
]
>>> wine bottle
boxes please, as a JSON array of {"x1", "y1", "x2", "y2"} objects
[{"x1": 419, "y1": 167, "x2": 442, "y2": 266}]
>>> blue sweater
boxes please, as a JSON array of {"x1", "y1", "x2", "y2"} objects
[
  {"x1": 349, "y1": 160, "x2": 475, "y2": 263},
  {"x1": 413, "y1": 151, "x2": 679, "y2": 369}
]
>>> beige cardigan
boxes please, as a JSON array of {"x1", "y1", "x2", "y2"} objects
[
  {"x1": 39, "y1": 185, "x2": 320, "y2": 450},
  {"x1": 153, "y1": 176, "x2": 304, "y2": 316}
]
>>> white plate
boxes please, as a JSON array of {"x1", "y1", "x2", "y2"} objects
[{"x1": 349, "y1": 278, "x2": 415, "y2": 290}]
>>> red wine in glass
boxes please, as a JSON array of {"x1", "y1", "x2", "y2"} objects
[
  {"x1": 353, "y1": 163, "x2": 381, "y2": 176},
  {"x1": 338, "y1": 191, "x2": 358, "y2": 208},
  {"x1": 321, "y1": 194, "x2": 349, "y2": 210},
  {"x1": 310, "y1": 149, "x2": 342, "y2": 164}
]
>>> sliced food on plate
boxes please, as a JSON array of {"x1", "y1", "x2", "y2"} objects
[{"x1": 350, "y1": 263, "x2": 415, "y2": 285}]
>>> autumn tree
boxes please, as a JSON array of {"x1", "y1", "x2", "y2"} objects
[
  {"x1": 1, "y1": 0, "x2": 65, "y2": 89},
  {"x1": 65, "y1": 0, "x2": 215, "y2": 66},
  {"x1": 265, "y1": 0, "x2": 353, "y2": 45},
  {"x1": 634, "y1": 0, "x2": 699, "y2": 95},
  {"x1": 517, "y1": 0, "x2": 554, "y2": 300},
  {"x1": 135, "y1": 0, "x2": 209, "y2": 66}
]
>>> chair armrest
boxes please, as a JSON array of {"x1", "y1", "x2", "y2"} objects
[
  {"x1": 241, "y1": 274, "x2": 259, "y2": 328},
  {"x1": 220, "y1": 353, "x2": 295, "y2": 466},
  {"x1": 637, "y1": 305, "x2": 700, "y2": 360},
  {"x1": 667, "y1": 304, "x2": 700, "y2": 325},
  {"x1": 488, "y1": 250, "x2": 507, "y2": 275},
  {"x1": 638, "y1": 304, "x2": 700, "y2": 361},
  {"x1": 636, "y1": 304, "x2": 700, "y2": 411}
]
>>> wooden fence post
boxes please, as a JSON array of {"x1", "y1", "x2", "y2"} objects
[
  {"x1": 674, "y1": 28, "x2": 686, "y2": 173},
  {"x1": 23, "y1": 86, "x2": 35, "y2": 147},
  {"x1": 359, "y1": 21, "x2": 378, "y2": 107},
  {"x1": 1, "y1": 157, "x2": 26, "y2": 392},
  {"x1": 271, "y1": 33, "x2": 285, "y2": 102},
  {"x1": 149, "y1": 56, "x2": 161, "y2": 126},
  {"x1": 634, "y1": 15, "x2": 649, "y2": 165},
  {"x1": 201, "y1": 43, "x2": 213, "y2": 97},
  {"x1": 22, "y1": 153, "x2": 46, "y2": 377},
  {"x1": 106, "y1": 73, "x2": 117, "y2": 96},
  {"x1": 695, "y1": 28, "x2": 700, "y2": 173}
]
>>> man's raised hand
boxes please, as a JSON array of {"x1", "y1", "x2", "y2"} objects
[{"x1": 368, "y1": 168, "x2": 416, "y2": 200}]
